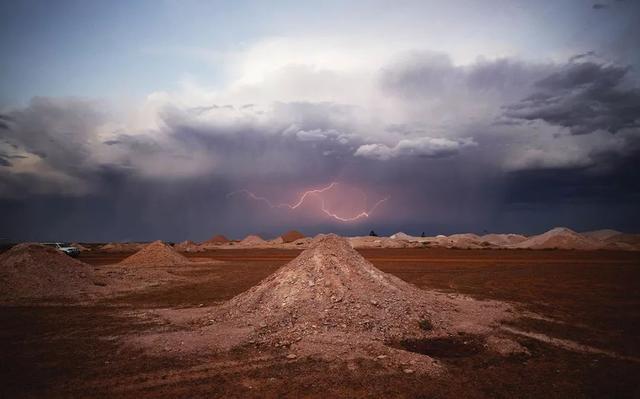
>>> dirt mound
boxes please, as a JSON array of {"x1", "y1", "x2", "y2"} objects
[
  {"x1": 281, "y1": 230, "x2": 305, "y2": 243},
  {"x1": 133, "y1": 234, "x2": 515, "y2": 368},
  {"x1": 480, "y1": 233, "x2": 528, "y2": 246},
  {"x1": 174, "y1": 240, "x2": 203, "y2": 253},
  {"x1": 213, "y1": 234, "x2": 433, "y2": 343},
  {"x1": 583, "y1": 229, "x2": 623, "y2": 241},
  {"x1": 603, "y1": 233, "x2": 640, "y2": 250},
  {"x1": 71, "y1": 242, "x2": 91, "y2": 251},
  {"x1": 119, "y1": 240, "x2": 190, "y2": 266},
  {"x1": 204, "y1": 234, "x2": 230, "y2": 244},
  {"x1": 206, "y1": 235, "x2": 509, "y2": 350},
  {"x1": 390, "y1": 232, "x2": 415, "y2": 240},
  {"x1": 514, "y1": 227, "x2": 602, "y2": 250},
  {"x1": 0, "y1": 243, "x2": 96, "y2": 301},
  {"x1": 100, "y1": 242, "x2": 144, "y2": 252},
  {"x1": 240, "y1": 234, "x2": 266, "y2": 246}
]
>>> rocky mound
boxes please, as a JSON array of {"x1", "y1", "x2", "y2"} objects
[
  {"x1": 514, "y1": 227, "x2": 602, "y2": 250},
  {"x1": 0, "y1": 243, "x2": 96, "y2": 301},
  {"x1": 174, "y1": 240, "x2": 203, "y2": 253},
  {"x1": 119, "y1": 240, "x2": 190, "y2": 266},
  {"x1": 281, "y1": 230, "x2": 305, "y2": 243},
  {"x1": 582, "y1": 229, "x2": 623, "y2": 241},
  {"x1": 480, "y1": 233, "x2": 528, "y2": 246},
  {"x1": 240, "y1": 234, "x2": 267, "y2": 246},
  {"x1": 211, "y1": 235, "x2": 446, "y2": 346},
  {"x1": 134, "y1": 235, "x2": 515, "y2": 367}
]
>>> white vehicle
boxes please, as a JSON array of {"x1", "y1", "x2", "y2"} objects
[{"x1": 44, "y1": 242, "x2": 80, "y2": 257}]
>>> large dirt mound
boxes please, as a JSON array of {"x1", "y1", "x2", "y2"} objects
[
  {"x1": 120, "y1": 240, "x2": 190, "y2": 266},
  {"x1": 0, "y1": 243, "x2": 96, "y2": 300},
  {"x1": 280, "y1": 230, "x2": 305, "y2": 243},
  {"x1": 514, "y1": 227, "x2": 602, "y2": 250},
  {"x1": 134, "y1": 234, "x2": 515, "y2": 368},
  {"x1": 240, "y1": 234, "x2": 266, "y2": 246},
  {"x1": 209, "y1": 235, "x2": 508, "y2": 348}
]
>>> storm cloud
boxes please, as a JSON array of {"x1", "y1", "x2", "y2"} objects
[
  {"x1": 504, "y1": 62, "x2": 640, "y2": 134},
  {"x1": 1, "y1": 32, "x2": 640, "y2": 240}
]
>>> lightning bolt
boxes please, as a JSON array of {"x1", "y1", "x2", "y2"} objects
[{"x1": 227, "y1": 182, "x2": 389, "y2": 222}]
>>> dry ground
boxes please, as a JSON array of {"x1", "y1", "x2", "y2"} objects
[{"x1": 1, "y1": 248, "x2": 639, "y2": 398}]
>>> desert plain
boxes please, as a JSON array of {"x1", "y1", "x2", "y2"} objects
[{"x1": 1, "y1": 229, "x2": 639, "y2": 398}]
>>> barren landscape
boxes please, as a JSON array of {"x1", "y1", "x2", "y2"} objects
[{"x1": 1, "y1": 234, "x2": 639, "y2": 398}]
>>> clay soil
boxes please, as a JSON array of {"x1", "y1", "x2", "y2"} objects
[{"x1": 1, "y1": 247, "x2": 639, "y2": 398}]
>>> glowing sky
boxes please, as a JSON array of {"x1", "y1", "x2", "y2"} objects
[{"x1": 1, "y1": 0, "x2": 639, "y2": 241}]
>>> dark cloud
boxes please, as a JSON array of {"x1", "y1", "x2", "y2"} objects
[{"x1": 504, "y1": 61, "x2": 640, "y2": 134}]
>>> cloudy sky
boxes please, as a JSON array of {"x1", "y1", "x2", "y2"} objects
[{"x1": 1, "y1": 0, "x2": 639, "y2": 241}]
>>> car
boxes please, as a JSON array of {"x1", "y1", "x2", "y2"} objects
[{"x1": 43, "y1": 242, "x2": 80, "y2": 257}]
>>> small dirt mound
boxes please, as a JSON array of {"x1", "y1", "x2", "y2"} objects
[
  {"x1": 240, "y1": 234, "x2": 266, "y2": 246},
  {"x1": 479, "y1": 233, "x2": 527, "y2": 246},
  {"x1": 0, "y1": 243, "x2": 96, "y2": 301},
  {"x1": 119, "y1": 240, "x2": 190, "y2": 266},
  {"x1": 281, "y1": 230, "x2": 305, "y2": 243},
  {"x1": 100, "y1": 242, "x2": 144, "y2": 252},
  {"x1": 390, "y1": 232, "x2": 415, "y2": 240},
  {"x1": 514, "y1": 227, "x2": 602, "y2": 250},
  {"x1": 205, "y1": 234, "x2": 230, "y2": 245},
  {"x1": 71, "y1": 242, "x2": 91, "y2": 251},
  {"x1": 174, "y1": 240, "x2": 203, "y2": 253},
  {"x1": 582, "y1": 229, "x2": 622, "y2": 241}
]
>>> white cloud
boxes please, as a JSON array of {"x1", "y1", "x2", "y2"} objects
[{"x1": 354, "y1": 137, "x2": 476, "y2": 161}]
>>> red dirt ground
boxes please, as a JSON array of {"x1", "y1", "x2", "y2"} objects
[{"x1": 1, "y1": 247, "x2": 639, "y2": 398}]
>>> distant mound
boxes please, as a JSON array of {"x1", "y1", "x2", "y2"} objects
[
  {"x1": 514, "y1": 227, "x2": 602, "y2": 250},
  {"x1": 71, "y1": 242, "x2": 91, "y2": 251},
  {"x1": 174, "y1": 240, "x2": 203, "y2": 253},
  {"x1": 100, "y1": 242, "x2": 144, "y2": 252},
  {"x1": 205, "y1": 234, "x2": 230, "y2": 245},
  {"x1": 480, "y1": 234, "x2": 528, "y2": 246},
  {"x1": 281, "y1": 230, "x2": 305, "y2": 243},
  {"x1": 603, "y1": 233, "x2": 640, "y2": 250},
  {"x1": 447, "y1": 233, "x2": 482, "y2": 249},
  {"x1": 390, "y1": 232, "x2": 414, "y2": 240},
  {"x1": 119, "y1": 240, "x2": 190, "y2": 266},
  {"x1": 0, "y1": 243, "x2": 96, "y2": 301},
  {"x1": 240, "y1": 234, "x2": 266, "y2": 246},
  {"x1": 582, "y1": 229, "x2": 622, "y2": 241}
]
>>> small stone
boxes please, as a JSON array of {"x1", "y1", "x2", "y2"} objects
[
  {"x1": 340, "y1": 324, "x2": 346, "y2": 328},
  {"x1": 403, "y1": 368, "x2": 415, "y2": 374},
  {"x1": 377, "y1": 355, "x2": 387, "y2": 359},
  {"x1": 259, "y1": 322, "x2": 267, "y2": 328},
  {"x1": 286, "y1": 354, "x2": 297, "y2": 359},
  {"x1": 370, "y1": 299, "x2": 378, "y2": 306}
]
